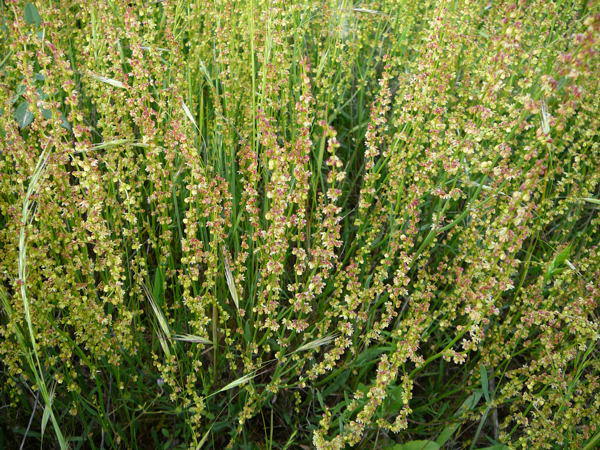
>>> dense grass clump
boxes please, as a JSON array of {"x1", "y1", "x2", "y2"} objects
[{"x1": 0, "y1": 0, "x2": 598, "y2": 448}]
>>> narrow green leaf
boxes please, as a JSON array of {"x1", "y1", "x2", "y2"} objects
[
  {"x1": 172, "y1": 334, "x2": 212, "y2": 345},
  {"x1": 222, "y1": 251, "x2": 239, "y2": 310},
  {"x1": 142, "y1": 284, "x2": 171, "y2": 357},
  {"x1": 294, "y1": 334, "x2": 336, "y2": 353},
  {"x1": 152, "y1": 266, "x2": 164, "y2": 308},
  {"x1": 480, "y1": 364, "x2": 490, "y2": 403},
  {"x1": 41, "y1": 403, "x2": 51, "y2": 437},
  {"x1": 216, "y1": 372, "x2": 258, "y2": 394},
  {"x1": 41, "y1": 383, "x2": 55, "y2": 438},
  {"x1": 581, "y1": 197, "x2": 600, "y2": 205},
  {"x1": 582, "y1": 431, "x2": 600, "y2": 450},
  {"x1": 196, "y1": 425, "x2": 213, "y2": 449}
]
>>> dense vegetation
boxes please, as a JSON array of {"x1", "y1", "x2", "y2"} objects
[{"x1": 0, "y1": 0, "x2": 598, "y2": 448}]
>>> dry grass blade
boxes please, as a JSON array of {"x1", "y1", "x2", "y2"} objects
[
  {"x1": 90, "y1": 73, "x2": 126, "y2": 89},
  {"x1": 541, "y1": 99, "x2": 550, "y2": 135},
  {"x1": 182, "y1": 101, "x2": 199, "y2": 131},
  {"x1": 353, "y1": 7, "x2": 385, "y2": 15},
  {"x1": 222, "y1": 249, "x2": 239, "y2": 310},
  {"x1": 294, "y1": 334, "x2": 337, "y2": 353},
  {"x1": 141, "y1": 45, "x2": 170, "y2": 52},
  {"x1": 75, "y1": 140, "x2": 150, "y2": 153}
]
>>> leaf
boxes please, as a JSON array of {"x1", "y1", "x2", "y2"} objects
[
  {"x1": 386, "y1": 441, "x2": 440, "y2": 450},
  {"x1": 196, "y1": 425, "x2": 213, "y2": 449},
  {"x1": 353, "y1": 7, "x2": 384, "y2": 15},
  {"x1": 581, "y1": 197, "x2": 600, "y2": 205},
  {"x1": 322, "y1": 370, "x2": 350, "y2": 397},
  {"x1": 480, "y1": 364, "x2": 490, "y2": 403},
  {"x1": 386, "y1": 384, "x2": 408, "y2": 411},
  {"x1": 216, "y1": 372, "x2": 258, "y2": 394},
  {"x1": 11, "y1": 85, "x2": 26, "y2": 104},
  {"x1": 90, "y1": 74, "x2": 126, "y2": 89},
  {"x1": 582, "y1": 431, "x2": 600, "y2": 450},
  {"x1": 24, "y1": 3, "x2": 42, "y2": 26},
  {"x1": 92, "y1": 139, "x2": 131, "y2": 149},
  {"x1": 545, "y1": 244, "x2": 572, "y2": 281},
  {"x1": 41, "y1": 403, "x2": 51, "y2": 438},
  {"x1": 182, "y1": 101, "x2": 199, "y2": 131},
  {"x1": 152, "y1": 266, "x2": 165, "y2": 308},
  {"x1": 172, "y1": 334, "x2": 212, "y2": 345},
  {"x1": 75, "y1": 139, "x2": 150, "y2": 153},
  {"x1": 295, "y1": 334, "x2": 336, "y2": 353},
  {"x1": 14, "y1": 102, "x2": 34, "y2": 128},
  {"x1": 142, "y1": 284, "x2": 171, "y2": 357},
  {"x1": 198, "y1": 60, "x2": 212, "y2": 84},
  {"x1": 41, "y1": 384, "x2": 55, "y2": 439},
  {"x1": 142, "y1": 284, "x2": 170, "y2": 339},
  {"x1": 436, "y1": 390, "x2": 483, "y2": 446},
  {"x1": 315, "y1": 49, "x2": 329, "y2": 79},
  {"x1": 540, "y1": 99, "x2": 550, "y2": 135},
  {"x1": 353, "y1": 346, "x2": 391, "y2": 366},
  {"x1": 60, "y1": 112, "x2": 71, "y2": 130},
  {"x1": 222, "y1": 250, "x2": 239, "y2": 310}
]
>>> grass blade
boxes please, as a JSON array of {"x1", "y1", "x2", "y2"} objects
[
  {"x1": 294, "y1": 334, "x2": 337, "y2": 353},
  {"x1": 172, "y1": 333, "x2": 212, "y2": 345},
  {"x1": 90, "y1": 73, "x2": 126, "y2": 89},
  {"x1": 182, "y1": 101, "x2": 199, "y2": 131},
  {"x1": 222, "y1": 250, "x2": 239, "y2": 310}
]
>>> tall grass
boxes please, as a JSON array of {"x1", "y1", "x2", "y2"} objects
[{"x1": 0, "y1": 0, "x2": 598, "y2": 448}]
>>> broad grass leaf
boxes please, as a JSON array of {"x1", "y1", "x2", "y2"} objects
[
  {"x1": 24, "y1": 3, "x2": 42, "y2": 26},
  {"x1": 14, "y1": 102, "x2": 33, "y2": 128},
  {"x1": 436, "y1": 390, "x2": 483, "y2": 446}
]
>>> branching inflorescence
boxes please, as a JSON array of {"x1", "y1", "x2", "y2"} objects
[{"x1": 0, "y1": 0, "x2": 598, "y2": 448}]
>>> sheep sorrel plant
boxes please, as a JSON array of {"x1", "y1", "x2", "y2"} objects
[{"x1": 0, "y1": 0, "x2": 598, "y2": 448}]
